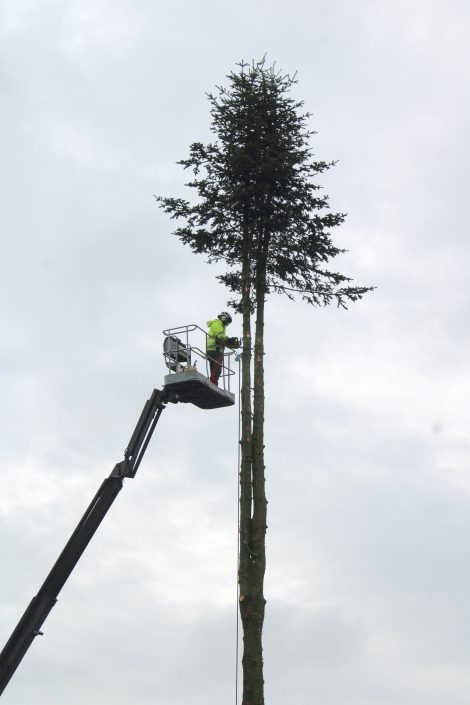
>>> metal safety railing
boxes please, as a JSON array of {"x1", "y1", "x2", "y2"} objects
[{"x1": 162, "y1": 324, "x2": 236, "y2": 394}]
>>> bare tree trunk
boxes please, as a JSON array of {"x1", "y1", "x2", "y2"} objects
[
  {"x1": 239, "y1": 244, "x2": 253, "y2": 574},
  {"x1": 239, "y1": 236, "x2": 267, "y2": 705},
  {"x1": 238, "y1": 237, "x2": 259, "y2": 705}
]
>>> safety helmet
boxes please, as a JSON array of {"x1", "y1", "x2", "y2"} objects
[{"x1": 218, "y1": 311, "x2": 232, "y2": 326}]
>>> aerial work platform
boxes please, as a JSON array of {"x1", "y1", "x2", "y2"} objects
[
  {"x1": 0, "y1": 325, "x2": 238, "y2": 698},
  {"x1": 162, "y1": 324, "x2": 236, "y2": 410},
  {"x1": 164, "y1": 369, "x2": 235, "y2": 409}
]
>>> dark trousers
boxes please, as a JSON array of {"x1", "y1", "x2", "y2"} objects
[{"x1": 208, "y1": 351, "x2": 224, "y2": 385}]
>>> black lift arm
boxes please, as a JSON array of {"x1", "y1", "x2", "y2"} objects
[{"x1": 0, "y1": 387, "x2": 169, "y2": 697}]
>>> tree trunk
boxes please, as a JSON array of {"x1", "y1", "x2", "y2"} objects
[
  {"x1": 238, "y1": 239, "x2": 259, "y2": 705},
  {"x1": 239, "y1": 239, "x2": 267, "y2": 705}
]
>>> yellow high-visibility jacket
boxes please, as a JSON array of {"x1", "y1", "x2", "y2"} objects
[{"x1": 206, "y1": 318, "x2": 228, "y2": 351}]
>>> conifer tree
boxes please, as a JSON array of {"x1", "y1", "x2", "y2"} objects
[{"x1": 157, "y1": 58, "x2": 372, "y2": 705}]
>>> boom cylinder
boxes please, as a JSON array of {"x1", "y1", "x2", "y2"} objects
[{"x1": 0, "y1": 388, "x2": 168, "y2": 696}]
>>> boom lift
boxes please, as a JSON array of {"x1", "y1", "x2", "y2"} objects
[{"x1": 0, "y1": 325, "x2": 235, "y2": 697}]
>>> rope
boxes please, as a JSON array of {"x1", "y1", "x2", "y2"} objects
[{"x1": 235, "y1": 356, "x2": 241, "y2": 705}]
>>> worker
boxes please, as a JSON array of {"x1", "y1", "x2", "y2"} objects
[{"x1": 206, "y1": 312, "x2": 239, "y2": 385}]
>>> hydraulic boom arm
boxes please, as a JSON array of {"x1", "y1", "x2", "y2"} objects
[{"x1": 0, "y1": 387, "x2": 169, "y2": 697}]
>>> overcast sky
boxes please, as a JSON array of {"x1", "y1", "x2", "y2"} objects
[{"x1": 1, "y1": 1, "x2": 470, "y2": 703}]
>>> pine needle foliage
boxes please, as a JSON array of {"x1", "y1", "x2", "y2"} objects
[{"x1": 157, "y1": 57, "x2": 372, "y2": 310}]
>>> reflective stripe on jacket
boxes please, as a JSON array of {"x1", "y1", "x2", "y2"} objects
[{"x1": 206, "y1": 318, "x2": 227, "y2": 351}]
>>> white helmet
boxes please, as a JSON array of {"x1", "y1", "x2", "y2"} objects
[{"x1": 218, "y1": 311, "x2": 232, "y2": 325}]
